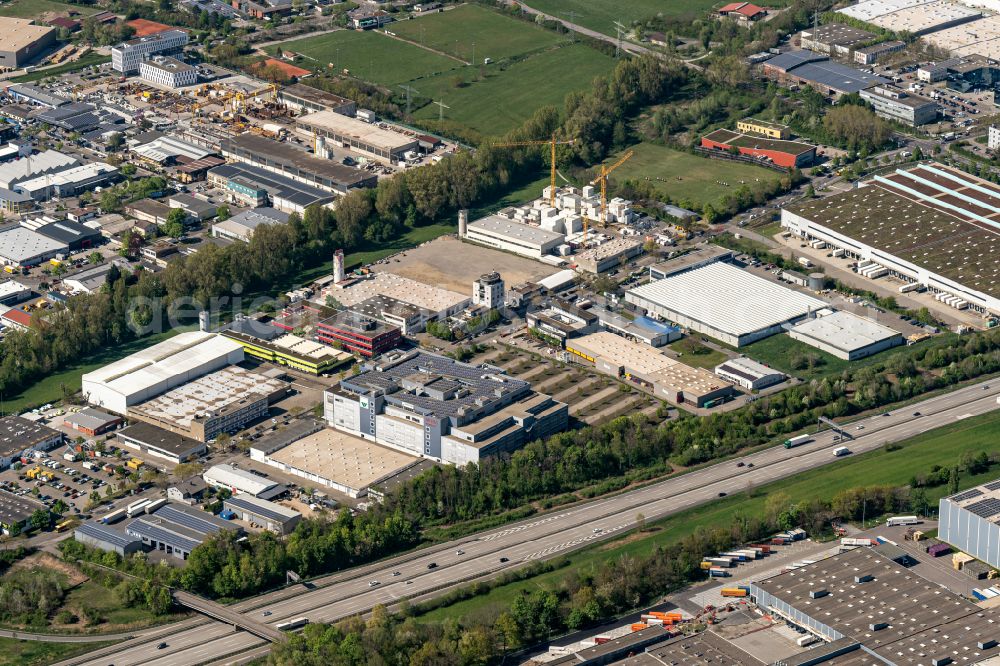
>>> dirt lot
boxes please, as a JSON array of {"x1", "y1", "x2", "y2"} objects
[{"x1": 386, "y1": 236, "x2": 560, "y2": 293}]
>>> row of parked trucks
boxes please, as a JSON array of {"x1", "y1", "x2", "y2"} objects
[
  {"x1": 100, "y1": 497, "x2": 167, "y2": 523},
  {"x1": 701, "y1": 529, "x2": 807, "y2": 577}
]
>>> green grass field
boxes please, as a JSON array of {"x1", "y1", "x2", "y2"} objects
[
  {"x1": 275, "y1": 30, "x2": 460, "y2": 86},
  {"x1": 668, "y1": 338, "x2": 729, "y2": 369},
  {"x1": 391, "y1": 4, "x2": 568, "y2": 61},
  {"x1": 605, "y1": 143, "x2": 779, "y2": 210},
  {"x1": 417, "y1": 408, "x2": 1000, "y2": 624},
  {"x1": 522, "y1": 0, "x2": 792, "y2": 37},
  {"x1": 0, "y1": 638, "x2": 113, "y2": 666},
  {"x1": 411, "y1": 43, "x2": 614, "y2": 135},
  {"x1": 743, "y1": 333, "x2": 949, "y2": 382},
  {"x1": 0, "y1": 0, "x2": 99, "y2": 18},
  {"x1": 278, "y1": 11, "x2": 614, "y2": 137}
]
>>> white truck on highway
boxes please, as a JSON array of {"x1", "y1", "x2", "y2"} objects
[{"x1": 833, "y1": 446, "x2": 851, "y2": 457}]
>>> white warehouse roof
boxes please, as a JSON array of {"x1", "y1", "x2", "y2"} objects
[
  {"x1": 468, "y1": 215, "x2": 564, "y2": 247},
  {"x1": 296, "y1": 111, "x2": 417, "y2": 152},
  {"x1": 204, "y1": 464, "x2": 281, "y2": 498},
  {"x1": 626, "y1": 262, "x2": 826, "y2": 338},
  {"x1": 81, "y1": 332, "x2": 244, "y2": 414},
  {"x1": 788, "y1": 310, "x2": 901, "y2": 352},
  {"x1": 0, "y1": 226, "x2": 67, "y2": 264},
  {"x1": 0, "y1": 150, "x2": 79, "y2": 190}
]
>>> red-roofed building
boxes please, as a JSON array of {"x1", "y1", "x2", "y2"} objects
[
  {"x1": 255, "y1": 58, "x2": 311, "y2": 80},
  {"x1": 717, "y1": 2, "x2": 767, "y2": 22},
  {"x1": 1, "y1": 309, "x2": 31, "y2": 331},
  {"x1": 47, "y1": 16, "x2": 81, "y2": 32},
  {"x1": 127, "y1": 18, "x2": 175, "y2": 37}
]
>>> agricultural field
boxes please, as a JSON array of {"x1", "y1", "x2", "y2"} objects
[
  {"x1": 274, "y1": 30, "x2": 461, "y2": 86},
  {"x1": 0, "y1": 0, "x2": 99, "y2": 19},
  {"x1": 603, "y1": 142, "x2": 780, "y2": 210},
  {"x1": 392, "y1": 4, "x2": 568, "y2": 61},
  {"x1": 411, "y1": 43, "x2": 615, "y2": 135},
  {"x1": 277, "y1": 10, "x2": 614, "y2": 137},
  {"x1": 416, "y1": 408, "x2": 1000, "y2": 624},
  {"x1": 522, "y1": 0, "x2": 792, "y2": 37}
]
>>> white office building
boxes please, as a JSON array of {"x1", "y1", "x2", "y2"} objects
[
  {"x1": 472, "y1": 272, "x2": 504, "y2": 309},
  {"x1": 990, "y1": 124, "x2": 1000, "y2": 151},
  {"x1": 138, "y1": 57, "x2": 197, "y2": 88},
  {"x1": 111, "y1": 29, "x2": 189, "y2": 74}
]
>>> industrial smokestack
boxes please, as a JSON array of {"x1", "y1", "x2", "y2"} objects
[{"x1": 333, "y1": 249, "x2": 345, "y2": 283}]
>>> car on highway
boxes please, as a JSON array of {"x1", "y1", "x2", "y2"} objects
[
  {"x1": 499, "y1": 557, "x2": 509, "y2": 563},
  {"x1": 593, "y1": 528, "x2": 602, "y2": 533},
  {"x1": 427, "y1": 562, "x2": 437, "y2": 569},
  {"x1": 455, "y1": 550, "x2": 464, "y2": 555},
  {"x1": 369, "y1": 580, "x2": 380, "y2": 587},
  {"x1": 913, "y1": 411, "x2": 922, "y2": 417},
  {"x1": 746, "y1": 462, "x2": 754, "y2": 468},
  {"x1": 157, "y1": 643, "x2": 168, "y2": 650},
  {"x1": 263, "y1": 611, "x2": 272, "y2": 616},
  {"x1": 736, "y1": 461, "x2": 745, "y2": 467},
  {"x1": 856, "y1": 425, "x2": 864, "y2": 430},
  {"x1": 718, "y1": 492, "x2": 727, "y2": 497},
  {"x1": 392, "y1": 571, "x2": 400, "y2": 576}
]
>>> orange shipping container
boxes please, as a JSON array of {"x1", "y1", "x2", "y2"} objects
[{"x1": 630, "y1": 624, "x2": 648, "y2": 631}]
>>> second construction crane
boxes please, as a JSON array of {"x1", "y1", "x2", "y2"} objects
[
  {"x1": 490, "y1": 134, "x2": 576, "y2": 207},
  {"x1": 583, "y1": 149, "x2": 633, "y2": 244}
]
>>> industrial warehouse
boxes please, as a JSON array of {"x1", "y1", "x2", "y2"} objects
[
  {"x1": 126, "y1": 366, "x2": 287, "y2": 442},
  {"x1": 782, "y1": 162, "x2": 1000, "y2": 318},
  {"x1": 939, "y1": 476, "x2": 1000, "y2": 571},
  {"x1": 325, "y1": 350, "x2": 569, "y2": 465},
  {"x1": 219, "y1": 134, "x2": 377, "y2": 196},
  {"x1": 787, "y1": 310, "x2": 904, "y2": 360},
  {"x1": 566, "y1": 332, "x2": 733, "y2": 408},
  {"x1": 700, "y1": 128, "x2": 816, "y2": 167},
  {"x1": 251, "y1": 426, "x2": 424, "y2": 498},
  {"x1": 625, "y1": 261, "x2": 827, "y2": 347},
  {"x1": 294, "y1": 110, "x2": 419, "y2": 163},
  {"x1": 81, "y1": 332, "x2": 245, "y2": 415},
  {"x1": 746, "y1": 547, "x2": 1000, "y2": 664}
]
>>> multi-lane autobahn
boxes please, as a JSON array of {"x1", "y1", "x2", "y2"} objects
[{"x1": 58, "y1": 381, "x2": 1000, "y2": 666}]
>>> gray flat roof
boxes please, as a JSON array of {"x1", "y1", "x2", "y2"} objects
[
  {"x1": 467, "y1": 214, "x2": 564, "y2": 246},
  {"x1": 0, "y1": 487, "x2": 45, "y2": 524},
  {"x1": 75, "y1": 521, "x2": 141, "y2": 549},
  {"x1": 117, "y1": 422, "x2": 206, "y2": 457},
  {"x1": 0, "y1": 415, "x2": 60, "y2": 457},
  {"x1": 64, "y1": 408, "x2": 120, "y2": 431}
]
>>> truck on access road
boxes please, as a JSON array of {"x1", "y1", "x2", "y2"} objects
[
  {"x1": 784, "y1": 434, "x2": 812, "y2": 449},
  {"x1": 886, "y1": 515, "x2": 920, "y2": 527}
]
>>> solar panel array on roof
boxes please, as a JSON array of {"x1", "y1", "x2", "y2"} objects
[
  {"x1": 966, "y1": 497, "x2": 1000, "y2": 518},
  {"x1": 127, "y1": 519, "x2": 200, "y2": 553},
  {"x1": 950, "y1": 488, "x2": 984, "y2": 502},
  {"x1": 76, "y1": 522, "x2": 140, "y2": 549},
  {"x1": 984, "y1": 480, "x2": 1000, "y2": 491},
  {"x1": 154, "y1": 505, "x2": 226, "y2": 534}
]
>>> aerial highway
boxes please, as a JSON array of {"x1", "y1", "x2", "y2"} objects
[{"x1": 59, "y1": 380, "x2": 1000, "y2": 666}]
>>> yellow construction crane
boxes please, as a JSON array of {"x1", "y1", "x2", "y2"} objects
[
  {"x1": 584, "y1": 149, "x2": 634, "y2": 242},
  {"x1": 491, "y1": 134, "x2": 576, "y2": 207}
]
